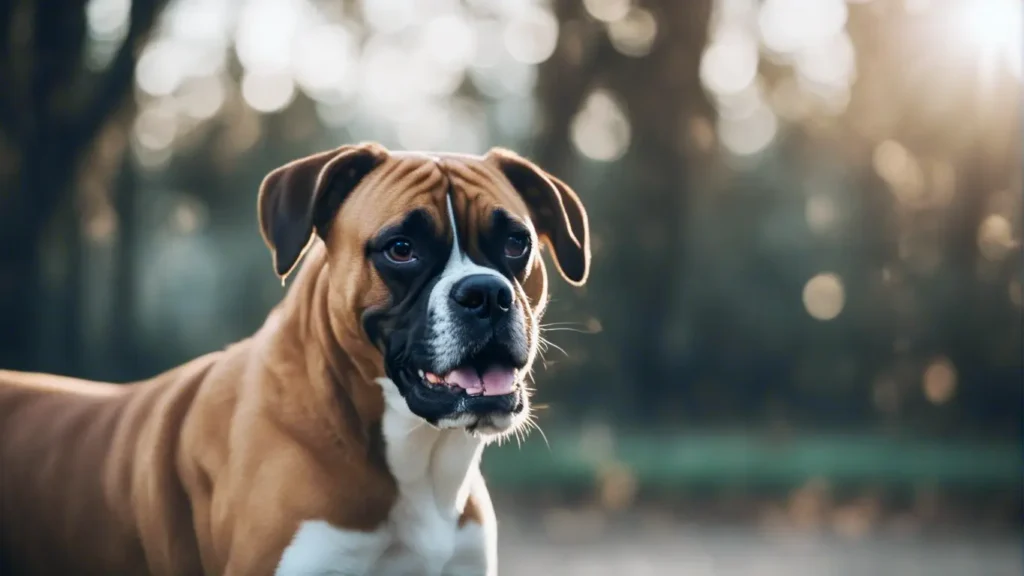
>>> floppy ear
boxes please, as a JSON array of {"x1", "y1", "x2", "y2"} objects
[
  {"x1": 487, "y1": 148, "x2": 591, "y2": 286},
  {"x1": 258, "y1": 143, "x2": 388, "y2": 280}
]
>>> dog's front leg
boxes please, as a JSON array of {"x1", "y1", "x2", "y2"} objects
[
  {"x1": 442, "y1": 477, "x2": 498, "y2": 576},
  {"x1": 212, "y1": 446, "x2": 393, "y2": 576},
  {"x1": 219, "y1": 514, "x2": 389, "y2": 576},
  {"x1": 273, "y1": 520, "x2": 390, "y2": 576}
]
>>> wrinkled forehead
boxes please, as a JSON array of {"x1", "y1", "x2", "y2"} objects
[
  {"x1": 345, "y1": 152, "x2": 532, "y2": 240},
  {"x1": 436, "y1": 153, "x2": 533, "y2": 240}
]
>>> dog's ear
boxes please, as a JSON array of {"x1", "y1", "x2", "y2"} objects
[
  {"x1": 487, "y1": 148, "x2": 591, "y2": 286},
  {"x1": 258, "y1": 143, "x2": 388, "y2": 280}
]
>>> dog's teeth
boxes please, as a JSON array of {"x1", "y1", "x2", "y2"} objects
[{"x1": 417, "y1": 370, "x2": 425, "y2": 378}]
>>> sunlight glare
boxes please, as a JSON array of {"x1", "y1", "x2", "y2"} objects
[
  {"x1": 235, "y1": 0, "x2": 309, "y2": 74},
  {"x1": 960, "y1": 0, "x2": 1023, "y2": 78}
]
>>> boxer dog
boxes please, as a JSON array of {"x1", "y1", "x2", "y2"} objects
[{"x1": 0, "y1": 143, "x2": 590, "y2": 575}]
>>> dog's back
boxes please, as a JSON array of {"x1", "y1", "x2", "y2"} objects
[
  {"x1": 0, "y1": 371, "x2": 143, "y2": 574},
  {"x1": 0, "y1": 358, "x2": 216, "y2": 575}
]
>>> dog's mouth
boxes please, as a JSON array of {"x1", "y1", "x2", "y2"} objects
[
  {"x1": 394, "y1": 341, "x2": 526, "y2": 428},
  {"x1": 411, "y1": 340, "x2": 524, "y2": 400},
  {"x1": 415, "y1": 365, "x2": 518, "y2": 397}
]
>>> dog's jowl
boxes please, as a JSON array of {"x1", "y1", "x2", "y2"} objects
[{"x1": 0, "y1": 143, "x2": 590, "y2": 576}]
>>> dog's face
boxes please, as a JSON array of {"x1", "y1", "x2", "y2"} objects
[{"x1": 257, "y1": 143, "x2": 589, "y2": 438}]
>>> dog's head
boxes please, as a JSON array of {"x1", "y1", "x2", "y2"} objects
[{"x1": 257, "y1": 143, "x2": 590, "y2": 438}]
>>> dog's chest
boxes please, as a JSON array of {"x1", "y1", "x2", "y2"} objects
[
  {"x1": 276, "y1": 384, "x2": 490, "y2": 576},
  {"x1": 372, "y1": 388, "x2": 488, "y2": 575}
]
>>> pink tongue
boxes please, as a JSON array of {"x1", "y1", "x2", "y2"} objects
[
  {"x1": 444, "y1": 367, "x2": 483, "y2": 395},
  {"x1": 443, "y1": 366, "x2": 516, "y2": 396},
  {"x1": 481, "y1": 367, "x2": 516, "y2": 396}
]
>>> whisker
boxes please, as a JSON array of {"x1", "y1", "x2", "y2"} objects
[
  {"x1": 541, "y1": 327, "x2": 595, "y2": 334},
  {"x1": 523, "y1": 415, "x2": 551, "y2": 451},
  {"x1": 539, "y1": 321, "x2": 587, "y2": 328},
  {"x1": 538, "y1": 336, "x2": 569, "y2": 358}
]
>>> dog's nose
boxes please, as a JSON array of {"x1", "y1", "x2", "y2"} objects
[{"x1": 450, "y1": 274, "x2": 514, "y2": 320}]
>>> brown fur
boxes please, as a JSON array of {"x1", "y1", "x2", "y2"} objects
[{"x1": 0, "y1": 145, "x2": 589, "y2": 575}]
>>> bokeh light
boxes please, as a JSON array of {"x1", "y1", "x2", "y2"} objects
[
  {"x1": 717, "y1": 99, "x2": 778, "y2": 156},
  {"x1": 608, "y1": 8, "x2": 658, "y2": 58},
  {"x1": 758, "y1": 0, "x2": 848, "y2": 56},
  {"x1": 134, "y1": 103, "x2": 178, "y2": 151},
  {"x1": 873, "y1": 140, "x2": 926, "y2": 205},
  {"x1": 86, "y1": 0, "x2": 130, "y2": 42},
  {"x1": 1008, "y1": 280, "x2": 1023, "y2": 308},
  {"x1": 171, "y1": 196, "x2": 208, "y2": 236},
  {"x1": 583, "y1": 0, "x2": 631, "y2": 24},
  {"x1": 84, "y1": 206, "x2": 118, "y2": 243},
  {"x1": 177, "y1": 76, "x2": 227, "y2": 121},
  {"x1": 701, "y1": 30, "x2": 760, "y2": 97},
  {"x1": 234, "y1": 0, "x2": 309, "y2": 75},
  {"x1": 362, "y1": 0, "x2": 418, "y2": 34},
  {"x1": 136, "y1": 40, "x2": 189, "y2": 97},
  {"x1": 805, "y1": 194, "x2": 837, "y2": 233},
  {"x1": 977, "y1": 214, "x2": 1017, "y2": 261},
  {"x1": 504, "y1": 6, "x2": 559, "y2": 65},
  {"x1": 241, "y1": 71, "x2": 297, "y2": 114},
  {"x1": 423, "y1": 15, "x2": 477, "y2": 72},
  {"x1": 571, "y1": 89, "x2": 632, "y2": 162},
  {"x1": 794, "y1": 31, "x2": 856, "y2": 93},
  {"x1": 291, "y1": 24, "x2": 357, "y2": 101},
  {"x1": 803, "y1": 273, "x2": 846, "y2": 321},
  {"x1": 922, "y1": 357, "x2": 957, "y2": 405}
]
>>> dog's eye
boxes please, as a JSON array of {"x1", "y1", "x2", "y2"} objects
[
  {"x1": 504, "y1": 232, "x2": 530, "y2": 259},
  {"x1": 383, "y1": 238, "x2": 417, "y2": 264}
]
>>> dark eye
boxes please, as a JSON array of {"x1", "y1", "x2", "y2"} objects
[
  {"x1": 504, "y1": 232, "x2": 530, "y2": 259},
  {"x1": 383, "y1": 238, "x2": 417, "y2": 264}
]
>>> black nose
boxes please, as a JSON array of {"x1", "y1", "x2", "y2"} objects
[{"x1": 450, "y1": 274, "x2": 514, "y2": 320}]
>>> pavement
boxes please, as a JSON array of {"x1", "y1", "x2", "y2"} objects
[{"x1": 494, "y1": 506, "x2": 1023, "y2": 576}]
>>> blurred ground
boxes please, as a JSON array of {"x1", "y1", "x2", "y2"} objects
[{"x1": 495, "y1": 505, "x2": 1023, "y2": 576}]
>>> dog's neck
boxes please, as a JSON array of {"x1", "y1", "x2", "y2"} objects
[
  {"x1": 260, "y1": 243, "x2": 386, "y2": 454},
  {"x1": 261, "y1": 243, "x2": 488, "y2": 521}
]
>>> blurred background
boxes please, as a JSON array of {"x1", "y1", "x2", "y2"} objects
[{"x1": 0, "y1": 0, "x2": 1021, "y2": 573}]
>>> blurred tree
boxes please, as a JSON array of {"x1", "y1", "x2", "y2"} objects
[
  {"x1": 0, "y1": 0, "x2": 169, "y2": 373},
  {"x1": 534, "y1": 0, "x2": 714, "y2": 421},
  {"x1": 839, "y1": 3, "x2": 1022, "y2": 436}
]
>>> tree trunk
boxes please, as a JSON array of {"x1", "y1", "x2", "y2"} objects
[
  {"x1": 609, "y1": 0, "x2": 713, "y2": 420},
  {"x1": 0, "y1": 219, "x2": 43, "y2": 371},
  {"x1": 111, "y1": 148, "x2": 139, "y2": 381},
  {"x1": 6, "y1": 143, "x2": 80, "y2": 374},
  {"x1": 0, "y1": 0, "x2": 168, "y2": 373}
]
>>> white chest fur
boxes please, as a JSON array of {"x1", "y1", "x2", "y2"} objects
[{"x1": 275, "y1": 379, "x2": 496, "y2": 576}]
